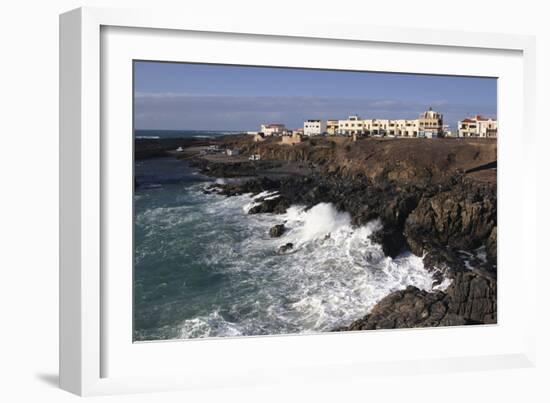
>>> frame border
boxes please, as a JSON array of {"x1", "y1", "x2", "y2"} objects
[{"x1": 59, "y1": 6, "x2": 537, "y2": 396}]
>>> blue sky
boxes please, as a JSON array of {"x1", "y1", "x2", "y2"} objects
[{"x1": 134, "y1": 61, "x2": 497, "y2": 131}]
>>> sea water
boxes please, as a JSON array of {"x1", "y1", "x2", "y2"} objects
[
  {"x1": 134, "y1": 157, "x2": 438, "y2": 341},
  {"x1": 134, "y1": 129, "x2": 243, "y2": 139}
]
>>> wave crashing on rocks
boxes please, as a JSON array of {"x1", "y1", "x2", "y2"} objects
[{"x1": 135, "y1": 186, "x2": 443, "y2": 340}]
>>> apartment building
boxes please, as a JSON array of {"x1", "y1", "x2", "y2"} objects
[
  {"x1": 258, "y1": 108, "x2": 445, "y2": 140},
  {"x1": 418, "y1": 107, "x2": 443, "y2": 138},
  {"x1": 334, "y1": 108, "x2": 440, "y2": 137},
  {"x1": 393, "y1": 120, "x2": 420, "y2": 137},
  {"x1": 458, "y1": 115, "x2": 498, "y2": 137},
  {"x1": 337, "y1": 115, "x2": 364, "y2": 135},
  {"x1": 303, "y1": 119, "x2": 327, "y2": 136},
  {"x1": 326, "y1": 119, "x2": 339, "y2": 135}
]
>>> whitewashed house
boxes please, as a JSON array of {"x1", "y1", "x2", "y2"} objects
[
  {"x1": 458, "y1": 115, "x2": 498, "y2": 137},
  {"x1": 303, "y1": 119, "x2": 327, "y2": 136},
  {"x1": 260, "y1": 123, "x2": 286, "y2": 136},
  {"x1": 337, "y1": 115, "x2": 364, "y2": 136}
]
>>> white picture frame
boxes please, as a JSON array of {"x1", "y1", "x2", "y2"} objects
[{"x1": 60, "y1": 6, "x2": 537, "y2": 396}]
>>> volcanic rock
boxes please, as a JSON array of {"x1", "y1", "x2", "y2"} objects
[
  {"x1": 277, "y1": 243, "x2": 294, "y2": 254},
  {"x1": 248, "y1": 196, "x2": 290, "y2": 214},
  {"x1": 269, "y1": 224, "x2": 286, "y2": 238},
  {"x1": 339, "y1": 270, "x2": 496, "y2": 331}
]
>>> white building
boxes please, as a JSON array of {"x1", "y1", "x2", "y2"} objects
[
  {"x1": 338, "y1": 115, "x2": 364, "y2": 135},
  {"x1": 418, "y1": 107, "x2": 444, "y2": 138},
  {"x1": 338, "y1": 116, "x2": 421, "y2": 137},
  {"x1": 336, "y1": 110, "x2": 437, "y2": 137},
  {"x1": 442, "y1": 125, "x2": 454, "y2": 137},
  {"x1": 458, "y1": 115, "x2": 498, "y2": 138},
  {"x1": 363, "y1": 119, "x2": 393, "y2": 136},
  {"x1": 326, "y1": 119, "x2": 339, "y2": 135},
  {"x1": 303, "y1": 119, "x2": 327, "y2": 136},
  {"x1": 226, "y1": 149, "x2": 240, "y2": 156},
  {"x1": 260, "y1": 123, "x2": 286, "y2": 136},
  {"x1": 393, "y1": 119, "x2": 419, "y2": 137}
]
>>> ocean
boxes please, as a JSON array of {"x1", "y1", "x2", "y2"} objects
[
  {"x1": 134, "y1": 129, "x2": 244, "y2": 139},
  {"x1": 134, "y1": 157, "x2": 441, "y2": 341}
]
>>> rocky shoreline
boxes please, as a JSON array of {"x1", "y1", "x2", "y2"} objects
[{"x1": 191, "y1": 136, "x2": 498, "y2": 330}]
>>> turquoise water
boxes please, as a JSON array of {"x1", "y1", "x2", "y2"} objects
[{"x1": 133, "y1": 157, "x2": 438, "y2": 341}]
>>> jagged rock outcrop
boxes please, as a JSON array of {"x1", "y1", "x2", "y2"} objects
[
  {"x1": 248, "y1": 196, "x2": 290, "y2": 214},
  {"x1": 339, "y1": 271, "x2": 496, "y2": 331},
  {"x1": 404, "y1": 180, "x2": 496, "y2": 261},
  {"x1": 190, "y1": 158, "x2": 283, "y2": 178},
  {"x1": 209, "y1": 173, "x2": 497, "y2": 268}
]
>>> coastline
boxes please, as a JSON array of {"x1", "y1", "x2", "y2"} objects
[{"x1": 135, "y1": 134, "x2": 497, "y2": 334}]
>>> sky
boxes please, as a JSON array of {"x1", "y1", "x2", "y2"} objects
[{"x1": 134, "y1": 61, "x2": 497, "y2": 132}]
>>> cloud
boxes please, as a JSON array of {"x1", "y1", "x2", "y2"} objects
[{"x1": 134, "y1": 93, "x2": 496, "y2": 131}]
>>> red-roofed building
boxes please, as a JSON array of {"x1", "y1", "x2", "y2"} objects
[{"x1": 458, "y1": 115, "x2": 498, "y2": 138}]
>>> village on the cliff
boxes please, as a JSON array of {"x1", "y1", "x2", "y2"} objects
[{"x1": 248, "y1": 107, "x2": 498, "y2": 145}]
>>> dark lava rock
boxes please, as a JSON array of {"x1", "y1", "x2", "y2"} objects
[
  {"x1": 190, "y1": 159, "x2": 257, "y2": 177},
  {"x1": 210, "y1": 177, "x2": 278, "y2": 197},
  {"x1": 404, "y1": 181, "x2": 496, "y2": 256},
  {"x1": 248, "y1": 197, "x2": 290, "y2": 214},
  {"x1": 269, "y1": 224, "x2": 286, "y2": 238},
  {"x1": 277, "y1": 243, "x2": 293, "y2": 254},
  {"x1": 370, "y1": 227, "x2": 407, "y2": 258},
  {"x1": 485, "y1": 226, "x2": 497, "y2": 264},
  {"x1": 339, "y1": 271, "x2": 496, "y2": 331}
]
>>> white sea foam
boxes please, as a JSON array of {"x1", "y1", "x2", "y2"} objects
[
  {"x1": 241, "y1": 191, "x2": 279, "y2": 213},
  {"x1": 433, "y1": 277, "x2": 453, "y2": 291},
  {"x1": 294, "y1": 203, "x2": 352, "y2": 243},
  {"x1": 242, "y1": 201, "x2": 259, "y2": 213},
  {"x1": 254, "y1": 190, "x2": 279, "y2": 199},
  {"x1": 179, "y1": 311, "x2": 243, "y2": 339}
]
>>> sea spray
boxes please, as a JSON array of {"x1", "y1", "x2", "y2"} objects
[{"x1": 296, "y1": 203, "x2": 352, "y2": 243}]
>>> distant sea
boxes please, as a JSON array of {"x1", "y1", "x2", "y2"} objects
[{"x1": 134, "y1": 129, "x2": 244, "y2": 139}]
